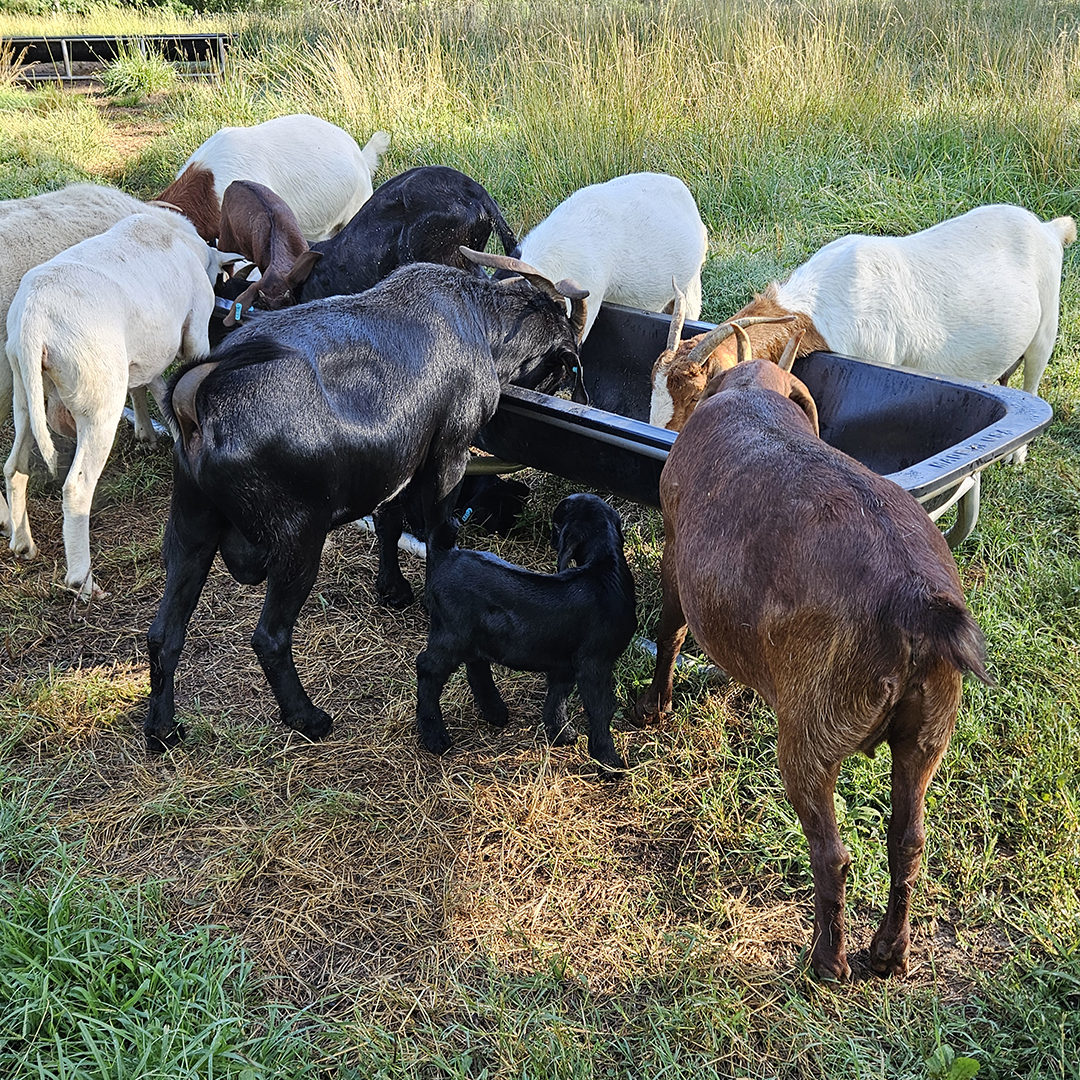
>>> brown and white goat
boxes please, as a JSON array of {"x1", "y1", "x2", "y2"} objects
[
  {"x1": 649, "y1": 282, "x2": 798, "y2": 430},
  {"x1": 217, "y1": 181, "x2": 321, "y2": 325},
  {"x1": 649, "y1": 204, "x2": 1075, "y2": 461},
  {"x1": 634, "y1": 353, "x2": 992, "y2": 981},
  {"x1": 156, "y1": 114, "x2": 389, "y2": 243}
]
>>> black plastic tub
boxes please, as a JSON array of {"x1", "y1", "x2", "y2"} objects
[{"x1": 476, "y1": 303, "x2": 1054, "y2": 546}]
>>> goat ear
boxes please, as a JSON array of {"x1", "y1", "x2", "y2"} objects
[
  {"x1": 788, "y1": 377, "x2": 820, "y2": 437},
  {"x1": 286, "y1": 250, "x2": 322, "y2": 289},
  {"x1": 554, "y1": 522, "x2": 586, "y2": 572},
  {"x1": 222, "y1": 281, "x2": 260, "y2": 327}
]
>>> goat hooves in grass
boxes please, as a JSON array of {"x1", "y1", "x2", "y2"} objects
[
  {"x1": 868, "y1": 931, "x2": 910, "y2": 978},
  {"x1": 630, "y1": 692, "x2": 665, "y2": 726},
  {"x1": 810, "y1": 950, "x2": 852, "y2": 984},
  {"x1": 547, "y1": 722, "x2": 579, "y2": 747},
  {"x1": 418, "y1": 721, "x2": 454, "y2": 756},
  {"x1": 285, "y1": 707, "x2": 333, "y2": 741},
  {"x1": 376, "y1": 578, "x2": 415, "y2": 609},
  {"x1": 145, "y1": 722, "x2": 186, "y2": 754},
  {"x1": 591, "y1": 748, "x2": 627, "y2": 779}
]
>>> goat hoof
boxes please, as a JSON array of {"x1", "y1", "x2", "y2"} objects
[
  {"x1": 869, "y1": 933, "x2": 910, "y2": 978},
  {"x1": 418, "y1": 723, "x2": 453, "y2": 756},
  {"x1": 548, "y1": 723, "x2": 579, "y2": 747},
  {"x1": 592, "y1": 750, "x2": 627, "y2": 778},
  {"x1": 287, "y1": 708, "x2": 333, "y2": 741},
  {"x1": 631, "y1": 693, "x2": 663, "y2": 726},
  {"x1": 483, "y1": 703, "x2": 510, "y2": 728},
  {"x1": 810, "y1": 952, "x2": 851, "y2": 984},
  {"x1": 377, "y1": 580, "x2": 415, "y2": 609},
  {"x1": 146, "y1": 722, "x2": 186, "y2": 753}
]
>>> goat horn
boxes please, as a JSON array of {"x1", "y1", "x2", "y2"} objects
[
  {"x1": 149, "y1": 199, "x2": 185, "y2": 214},
  {"x1": 777, "y1": 330, "x2": 806, "y2": 373},
  {"x1": 171, "y1": 360, "x2": 219, "y2": 449},
  {"x1": 665, "y1": 277, "x2": 687, "y2": 353},
  {"x1": 459, "y1": 245, "x2": 570, "y2": 302},
  {"x1": 686, "y1": 313, "x2": 797, "y2": 364}
]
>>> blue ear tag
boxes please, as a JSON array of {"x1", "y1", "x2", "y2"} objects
[
  {"x1": 233, "y1": 302, "x2": 243, "y2": 323},
  {"x1": 462, "y1": 507, "x2": 473, "y2": 522}
]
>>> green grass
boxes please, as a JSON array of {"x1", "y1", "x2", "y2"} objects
[
  {"x1": 1, "y1": 1, "x2": 1080, "y2": 1078},
  {"x1": 0, "y1": 777, "x2": 325, "y2": 1078}
]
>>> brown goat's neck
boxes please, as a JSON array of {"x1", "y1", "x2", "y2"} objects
[{"x1": 158, "y1": 164, "x2": 220, "y2": 243}]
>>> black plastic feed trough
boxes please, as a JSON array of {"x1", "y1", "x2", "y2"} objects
[{"x1": 476, "y1": 303, "x2": 1054, "y2": 547}]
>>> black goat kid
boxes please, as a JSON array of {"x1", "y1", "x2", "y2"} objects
[
  {"x1": 145, "y1": 258, "x2": 587, "y2": 752},
  {"x1": 416, "y1": 493, "x2": 637, "y2": 774}
]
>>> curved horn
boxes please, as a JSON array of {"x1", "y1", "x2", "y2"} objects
[
  {"x1": 149, "y1": 199, "x2": 186, "y2": 214},
  {"x1": 777, "y1": 330, "x2": 805, "y2": 373},
  {"x1": 460, "y1": 246, "x2": 563, "y2": 301},
  {"x1": 686, "y1": 313, "x2": 798, "y2": 364},
  {"x1": 171, "y1": 361, "x2": 219, "y2": 449},
  {"x1": 666, "y1": 278, "x2": 687, "y2": 352},
  {"x1": 732, "y1": 322, "x2": 751, "y2": 365}
]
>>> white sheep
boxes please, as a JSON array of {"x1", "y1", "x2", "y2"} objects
[
  {"x1": 0, "y1": 182, "x2": 156, "y2": 534},
  {"x1": 651, "y1": 203, "x2": 1076, "y2": 463},
  {"x1": 516, "y1": 172, "x2": 708, "y2": 341},
  {"x1": 4, "y1": 210, "x2": 235, "y2": 600},
  {"x1": 158, "y1": 114, "x2": 391, "y2": 242}
]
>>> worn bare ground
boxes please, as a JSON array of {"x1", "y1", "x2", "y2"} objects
[{"x1": 0, "y1": 418, "x2": 994, "y2": 1014}]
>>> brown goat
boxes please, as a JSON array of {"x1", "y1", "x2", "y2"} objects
[
  {"x1": 634, "y1": 356, "x2": 992, "y2": 981},
  {"x1": 649, "y1": 283, "x2": 807, "y2": 430},
  {"x1": 217, "y1": 181, "x2": 322, "y2": 325}
]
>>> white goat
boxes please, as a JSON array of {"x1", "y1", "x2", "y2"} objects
[
  {"x1": 651, "y1": 204, "x2": 1075, "y2": 462},
  {"x1": 159, "y1": 114, "x2": 391, "y2": 242},
  {"x1": 516, "y1": 172, "x2": 708, "y2": 341},
  {"x1": 0, "y1": 183, "x2": 155, "y2": 534},
  {"x1": 5, "y1": 210, "x2": 235, "y2": 600}
]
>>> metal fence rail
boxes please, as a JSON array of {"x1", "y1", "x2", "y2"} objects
[{"x1": 4, "y1": 33, "x2": 231, "y2": 83}]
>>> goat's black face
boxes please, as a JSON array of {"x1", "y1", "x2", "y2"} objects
[{"x1": 551, "y1": 493, "x2": 623, "y2": 571}]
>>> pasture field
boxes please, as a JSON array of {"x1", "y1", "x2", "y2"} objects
[{"x1": 1, "y1": 1, "x2": 1079, "y2": 1076}]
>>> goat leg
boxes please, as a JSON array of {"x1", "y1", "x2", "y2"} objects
[
  {"x1": 373, "y1": 500, "x2": 414, "y2": 608},
  {"x1": 577, "y1": 662, "x2": 626, "y2": 775},
  {"x1": 146, "y1": 482, "x2": 223, "y2": 751},
  {"x1": 541, "y1": 677, "x2": 578, "y2": 747},
  {"x1": 465, "y1": 661, "x2": 509, "y2": 728},
  {"x1": 250, "y1": 538, "x2": 332, "y2": 740},
  {"x1": 870, "y1": 677, "x2": 957, "y2": 977},
  {"x1": 633, "y1": 542, "x2": 688, "y2": 723},
  {"x1": 778, "y1": 732, "x2": 852, "y2": 981},
  {"x1": 415, "y1": 648, "x2": 456, "y2": 754}
]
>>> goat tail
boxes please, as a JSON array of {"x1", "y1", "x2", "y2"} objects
[
  {"x1": 1049, "y1": 215, "x2": 1077, "y2": 248},
  {"x1": 9, "y1": 327, "x2": 59, "y2": 476},
  {"x1": 909, "y1": 593, "x2": 995, "y2": 686},
  {"x1": 361, "y1": 130, "x2": 391, "y2": 176}
]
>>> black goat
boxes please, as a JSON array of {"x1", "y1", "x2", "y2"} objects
[
  {"x1": 416, "y1": 493, "x2": 637, "y2": 774},
  {"x1": 288, "y1": 165, "x2": 517, "y2": 304},
  {"x1": 146, "y1": 257, "x2": 587, "y2": 752}
]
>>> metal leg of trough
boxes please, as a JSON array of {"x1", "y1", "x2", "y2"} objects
[
  {"x1": 942, "y1": 471, "x2": 981, "y2": 550},
  {"x1": 61, "y1": 39, "x2": 71, "y2": 81}
]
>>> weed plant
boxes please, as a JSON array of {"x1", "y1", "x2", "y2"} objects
[{"x1": 0, "y1": 1, "x2": 1079, "y2": 1078}]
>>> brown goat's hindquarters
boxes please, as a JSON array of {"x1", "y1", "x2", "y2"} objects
[{"x1": 637, "y1": 365, "x2": 988, "y2": 980}]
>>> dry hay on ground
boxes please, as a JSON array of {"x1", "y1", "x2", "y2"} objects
[{"x1": 0, "y1": 427, "x2": 984, "y2": 1011}]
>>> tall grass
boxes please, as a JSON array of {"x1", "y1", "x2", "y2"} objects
[{"x1": 1, "y1": 2, "x2": 1079, "y2": 1078}]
